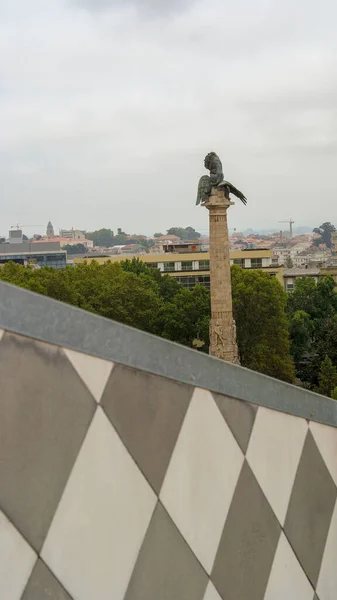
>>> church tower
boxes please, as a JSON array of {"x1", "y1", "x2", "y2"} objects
[{"x1": 46, "y1": 221, "x2": 54, "y2": 238}]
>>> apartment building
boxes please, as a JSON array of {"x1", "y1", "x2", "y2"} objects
[{"x1": 73, "y1": 248, "x2": 283, "y2": 289}]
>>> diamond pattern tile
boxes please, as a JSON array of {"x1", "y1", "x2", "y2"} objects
[
  {"x1": 42, "y1": 408, "x2": 157, "y2": 600},
  {"x1": 203, "y1": 582, "x2": 223, "y2": 600},
  {"x1": 21, "y1": 559, "x2": 73, "y2": 600},
  {"x1": 264, "y1": 533, "x2": 314, "y2": 600},
  {"x1": 310, "y1": 421, "x2": 337, "y2": 487},
  {"x1": 213, "y1": 392, "x2": 257, "y2": 453},
  {"x1": 101, "y1": 364, "x2": 193, "y2": 494},
  {"x1": 316, "y1": 501, "x2": 337, "y2": 600},
  {"x1": 124, "y1": 502, "x2": 208, "y2": 600},
  {"x1": 0, "y1": 510, "x2": 36, "y2": 600},
  {"x1": 246, "y1": 406, "x2": 308, "y2": 525},
  {"x1": 63, "y1": 348, "x2": 113, "y2": 403},
  {"x1": 212, "y1": 461, "x2": 281, "y2": 600},
  {"x1": 160, "y1": 387, "x2": 244, "y2": 574},
  {"x1": 284, "y1": 430, "x2": 337, "y2": 588},
  {"x1": 0, "y1": 323, "x2": 336, "y2": 599},
  {"x1": 0, "y1": 333, "x2": 96, "y2": 551}
]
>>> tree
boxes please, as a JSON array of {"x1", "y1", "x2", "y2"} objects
[
  {"x1": 315, "y1": 316, "x2": 337, "y2": 367},
  {"x1": 86, "y1": 228, "x2": 114, "y2": 247},
  {"x1": 158, "y1": 285, "x2": 210, "y2": 350},
  {"x1": 185, "y1": 226, "x2": 201, "y2": 240},
  {"x1": 121, "y1": 258, "x2": 182, "y2": 301},
  {"x1": 287, "y1": 276, "x2": 337, "y2": 389},
  {"x1": 317, "y1": 356, "x2": 337, "y2": 397},
  {"x1": 286, "y1": 256, "x2": 293, "y2": 269},
  {"x1": 313, "y1": 222, "x2": 336, "y2": 248},
  {"x1": 154, "y1": 232, "x2": 164, "y2": 238},
  {"x1": 121, "y1": 258, "x2": 150, "y2": 275},
  {"x1": 112, "y1": 233, "x2": 128, "y2": 246},
  {"x1": 288, "y1": 310, "x2": 312, "y2": 363},
  {"x1": 331, "y1": 387, "x2": 337, "y2": 400},
  {"x1": 126, "y1": 238, "x2": 154, "y2": 251},
  {"x1": 166, "y1": 227, "x2": 201, "y2": 240},
  {"x1": 287, "y1": 276, "x2": 337, "y2": 323},
  {"x1": 87, "y1": 266, "x2": 162, "y2": 333},
  {"x1": 231, "y1": 266, "x2": 295, "y2": 382},
  {"x1": 0, "y1": 258, "x2": 295, "y2": 383},
  {"x1": 63, "y1": 244, "x2": 87, "y2": 255}
]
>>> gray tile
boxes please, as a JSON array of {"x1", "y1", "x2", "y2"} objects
[
  {"x1": 213, "y1": 392, "x2": 257, "y2": 453},
  {"x1": 212, "y1": 461, "x2": 281, "y2": 600},
  {"x1": 124, "y1": 502, "x2": 208, "y2": 600},
  {"x1": 21, "y1": 559, "x2": 73, "y2": 600},
  {"x1": 101, "y1": 364, "x2": 193, "y2": 493},
  {"x1": 0, "y1": 333, "x2": 95, "y2": 552},
  {"x1": 284, "y1": 430, "x2": 337, "y2": 588}
]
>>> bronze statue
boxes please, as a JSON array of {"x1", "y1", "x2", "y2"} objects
[{"x1": 196, "y1": 152, "x2": 247, "y2": 206}]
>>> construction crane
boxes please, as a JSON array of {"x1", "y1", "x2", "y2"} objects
[
  {"x1": 11, "y1": 224, "x2": 43, "y2": 230},
  {"x1": 278, "y1": 218, "x2": 295, "y2": 239}
]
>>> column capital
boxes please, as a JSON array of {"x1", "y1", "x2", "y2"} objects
[{"x1": 203, "y1": 186, "x2": 235, "y2": 210}]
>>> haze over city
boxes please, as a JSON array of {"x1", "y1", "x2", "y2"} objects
[{"x1": 1, "y1": 0, "x2": 337, "y2": 235}]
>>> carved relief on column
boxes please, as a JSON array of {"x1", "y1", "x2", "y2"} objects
[{"x1": 209, "y1": 311, "x2": 239, "y2": 363}]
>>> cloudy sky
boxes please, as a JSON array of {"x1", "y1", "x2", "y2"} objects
[{"x1": 1, "y1": 0, "x2": 337, "y2": 237}]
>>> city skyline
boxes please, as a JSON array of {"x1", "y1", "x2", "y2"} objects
[{"x1": 0, "y1": 221, "x2": 319, "y2": 240}]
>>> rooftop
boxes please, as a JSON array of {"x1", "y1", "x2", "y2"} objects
[{"x1": 284, "y1": 268, "x2": 320, "y2": 276}]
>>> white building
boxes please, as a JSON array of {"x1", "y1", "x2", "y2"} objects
[
  {"x1": 59, "y1": 229, "x2": 86, "y2": 240},
  {"x1": 272, "y1": 246, "x2": 291, "y2": 264}
]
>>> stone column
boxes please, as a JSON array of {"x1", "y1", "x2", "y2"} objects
[{"x1": 205, "y1": 186, "x2": 240, "y2": 363}]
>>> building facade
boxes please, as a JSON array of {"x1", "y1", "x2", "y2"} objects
[
  {"x1": 0, "y1": 242, "x2": 67, "y2": 269},
  {"x1": 331, "y1": 232, "x2": 337, "y2": 264},
  {"x1": 73, "y1": 249, "x2": 283, "y2": 289},
  {"x1": 59, "y1": 229, "x2": 86, "y2": 240},
  {"x1": 33, "y1": 237, "x2": 93, "y2": 250}
]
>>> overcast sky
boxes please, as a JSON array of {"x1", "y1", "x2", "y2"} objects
[{"x1": 1, "y1": 0, "x2": 337, "y2": 237}]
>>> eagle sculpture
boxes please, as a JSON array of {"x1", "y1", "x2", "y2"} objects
[{"x1": 196, "y1": 152, "x2": 247, "y2": 206}]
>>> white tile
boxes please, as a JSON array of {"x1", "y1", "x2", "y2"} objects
[
  {"x1": 203, "y1": 581, "x2": 222, "y2": 600},
  {"x1": 246, "y1": 406, "x2": 308, "y2": 525},
  {"x1": 310, "y1": 421, "x2": 337, "y2": 486},
  {"x1": 160, "y1": 387, "x2": 244, "y2": 574},
  {"x1": 42, "y1": 408, "x2": 156, "y2": 600},
  {"x1": 264, "y1": 533, "x2": 314, "y2": 600},
  {"x1": 317, "y1": 501, "x2": 337, "y2": 600},
  {"x1": 63, "y1": 348, "x2": 113, "y2": 402},
  {"x1": 0, "y1": 510, "x2": 36, "y2": 600},
  {"x1": 0, "y1": 328, "x2": 4, "y2": 342}
]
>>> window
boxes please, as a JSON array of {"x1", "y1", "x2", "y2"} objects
[
  {"x1": 147, "y1": 262, "x2": 158, "y2": 269},
  {"x1": 286, "y1": 283, "x2": 294, "y2": 291},
  {"x1": 187, "y1": 276, "x2": 196, "y2": 286},
  {"x1": 174, "y1": 275, "x2": 210, "y2": 290},
  {"x1": 163, "y1": 262, "x2": 175, "y2": 272},
  {"x1": 181, "y1": 261, "x2": 192, "y2": 271},
  {"x1": 233, "y1": 259, "x2": 244, "y2": 267},
  {"x1": 199, "y1": 260, "x2": 210, "y2": 270},
  {"x1": 195, "y1": 275, "x2": 210, "y2": 290},
  {"x1": 251, "y1": 258, "x2": 263, "y2": 268}
]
